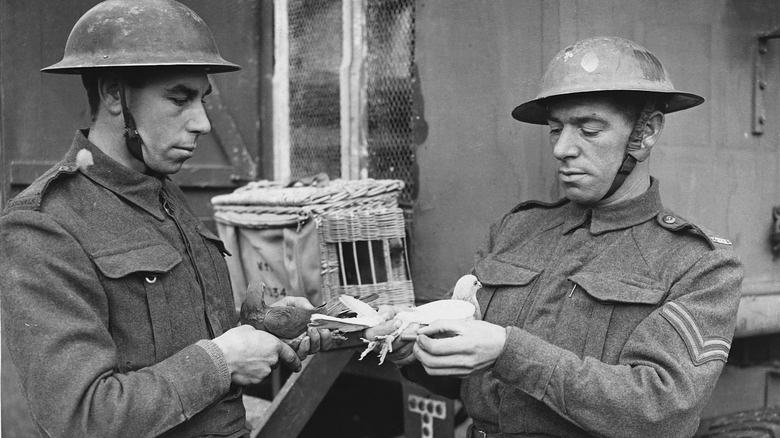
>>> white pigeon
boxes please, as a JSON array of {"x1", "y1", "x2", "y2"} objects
[
  {"x1": 355, "y1": 274, "x2": 482, "y2": 364},
  {"x1": 359, "y1": 299, "x2": 475, "y2": 364},
  {"x1": 451, "y1": 274, "x2": 482, "y2": 320},
  {"x1": 308, "y1": 275, "x2": 482, "y2": 364}
]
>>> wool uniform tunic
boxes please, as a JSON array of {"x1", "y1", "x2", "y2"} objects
[
  {"x1": 0, "y1": 131, "x2": 246, "y2": 438},
  {"x1": 405, "y1": 178, "x2": 743, "y2": 438}
]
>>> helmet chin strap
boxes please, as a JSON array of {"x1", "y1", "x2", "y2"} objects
[
  {"x1": 118, "y1": 84, "x2": 147, "y2": 166},
  {"x1": 600, "y1": 101, "x2": 656, "y2": 200},
  {"x1": 601, "y1": 154, "x2": 637, "y2": 200}
]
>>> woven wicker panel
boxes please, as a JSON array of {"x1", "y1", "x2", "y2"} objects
[
  {"x1": 324, "y1": 282, "x2": 414, "y2": 307},
  {"x1": 318, "y1": 207, "x2": 412, "y2": 306},
  {"x1": 212, "y1": 179, "x2": 404, "y2": 209},
  {"x1": 212, "y1": 179, "x2": 413, "y2": 307}
]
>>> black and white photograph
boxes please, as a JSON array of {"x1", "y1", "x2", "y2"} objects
[{"x1": 0, "y1": 1, "x2": 778, "y2": 437}]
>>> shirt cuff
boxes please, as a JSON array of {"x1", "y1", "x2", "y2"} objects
[
  {"x1": 196, "y1": 339, "x2": 232, "y2": 391},
  {"x1": 491, "y1": 326, "x2": 562, "y2": 400}
]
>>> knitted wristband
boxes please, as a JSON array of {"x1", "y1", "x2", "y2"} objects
[{"x1": 195, "y1": 339, "x2": 231, "y2": 389}]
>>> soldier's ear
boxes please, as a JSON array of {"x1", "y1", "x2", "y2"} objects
[
  {"x1": 641, "y1": 111, "x2": 665, "y2": 150},
  {"x1": 97, "y1": 74, "x2": 123, "y2": 116}
]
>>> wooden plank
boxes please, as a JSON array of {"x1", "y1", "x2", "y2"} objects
[
  {"x1": 184, "y1": 0, "x2": 262, "y2": 170},
  {"x1": 272, "y1": 0, "x2": 291, "y2": 182},
  {"x1": 340, "y1": 0, "x2": 368, "y2": 180},
  {"x1": 734, "y1": 293, "x2": 780, "y2": 338},
  {"x1": 702, "y1": 365, "x2": 773, "y2": 418},
  {"x1": 259, "y1": 0, "x2": 276, "y2": 180},
  {"x1": 252, "y1": 348, "x2": 357, "y2": 438},
  {"x1": 243, "y1": 395, "x2": 274, "y2": 431},
  {"x1": 203, "y1": 82, "x2": 257, "y2": 183},
  {"x1": 8, "y1": 161, "x2": 56, "y2": 186},
  {"x1": 767, "y1": 370, "x2": 780, "y2": 408}
]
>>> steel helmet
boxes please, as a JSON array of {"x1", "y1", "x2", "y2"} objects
[
  {"x1": 41, "y1": 0, "x2": 239, "y2": 74},
  {"x1": 512, "y1": 36, "x2": 702, "y2": 124}
]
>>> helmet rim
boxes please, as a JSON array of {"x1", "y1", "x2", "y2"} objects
[
  {"x1": 512, "y1": 90, "x2": 705, "y2": 125},
  {"x1": 41, "y1": 0, "x2": 240, "y2": 74}
]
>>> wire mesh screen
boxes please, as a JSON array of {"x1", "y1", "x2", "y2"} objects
[
  {"x1": 288, "y1": 0, "x2": 343, "y2": 179},
  {"x1": 365, "y1": 0, "x2": 416, "y2": 206},
  {"x1": 287, "y1": 0, "x2": 416, "y2": 205}
]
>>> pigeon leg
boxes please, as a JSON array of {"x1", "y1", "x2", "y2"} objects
[
  {"x1": 372, "y1": 321, "x2": 410, "y2": 364},
  {"x1": 359, "y1": 339, "x2": 380, "y2": 360}
]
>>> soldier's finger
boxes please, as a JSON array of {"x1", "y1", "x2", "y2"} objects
[{"x1": 278, "y1": 340, "x2": 302, "y2": 372}]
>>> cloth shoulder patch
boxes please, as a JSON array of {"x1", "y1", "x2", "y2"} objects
[
  {"x1": 661, "y1": 301, "x2": 730, "y2": 366},
  {"x1": 3, "y1": 162, "x2": 78, "y2": 213},
  {"x1": 511, "y1": 198, "x2": 569, "y2": 214},
  {"x1": 709, "y1": 236, "x2": 732, "y2": 246}
]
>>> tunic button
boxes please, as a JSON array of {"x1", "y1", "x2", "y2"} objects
[
  {"x1": 145, "y1": 276, "x2": 157, "y2": 284},
  {"x1": 663, "y1": 215, "x2": 676, "y2": 224}
]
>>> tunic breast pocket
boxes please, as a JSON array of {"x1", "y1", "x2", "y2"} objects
[
  {"x1": 474, "y1": 255, "x2": 541, "y2": 328},
  {"x1": 561, "y1": 272, "x2": 666, "y2": 363},
  {"x1": 92, "y1": 229, "x2": 183, "y2": 369}
]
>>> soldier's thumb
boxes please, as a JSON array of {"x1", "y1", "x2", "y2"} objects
[{"x1": 277, "y1": 341, "x2": 302, "y2": 373}]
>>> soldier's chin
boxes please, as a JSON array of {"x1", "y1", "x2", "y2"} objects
[
  {"x1": 562, "y1": 186, "x2": 601, "y2": 206},
  {"x1": 148, "y1": 160, "x2": 185, "y2": 175}
]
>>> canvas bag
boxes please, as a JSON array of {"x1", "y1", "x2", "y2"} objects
[{"x1": 217, "y1": 211, "x2": 322, "y2": 311}]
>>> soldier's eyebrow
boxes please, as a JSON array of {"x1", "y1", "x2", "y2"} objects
[
  {"x1": 166, "y1": 83, "x2": 212, "y2": 98},
  {"x1": 571, "y1": 115, "x2": 609, "y2": 127},
  {"x1": 547, "y1": 114, "x2": 610, "y2": 127}
]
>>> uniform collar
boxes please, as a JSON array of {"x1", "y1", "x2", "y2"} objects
[
  {"x1": 66, "y1": 129, "x2": 168, "y2": 220},
  {"x1": 562, "y1": 177, "x2": 663, "y2": 235}
]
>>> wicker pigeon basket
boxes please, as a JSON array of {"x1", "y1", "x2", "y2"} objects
[{"x1": 212, "y1": 179, "x2": 413, "y2": 309}]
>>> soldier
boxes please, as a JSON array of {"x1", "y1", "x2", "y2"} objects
[
  {"x1": 366, "y1": 36, "x2": 744, "y2": 437},
  {"x1": 0, "y1": 1, "x2": 331, "y2": 436}
]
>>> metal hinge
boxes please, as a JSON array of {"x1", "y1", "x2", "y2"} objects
[{"x1": 752, "y1": 28, "x2": 780, "y2": 135}]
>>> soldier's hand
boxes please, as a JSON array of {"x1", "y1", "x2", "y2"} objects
[
  {"x1": 413, "y1": 319, "x2": 506, "y2": 377},
  {"x1": 291, "y1": 327, "x2": 335, "y2": 361},
  {"x1": 213, "y1": 325, "x2": 301, "y2": 386}
]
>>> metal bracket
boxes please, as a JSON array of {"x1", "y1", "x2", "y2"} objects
[
  {"x1": 772, "y1": 206, "x2": 780, "y2": 259},
  {"x1": 752, "y1": 28, "x2": 780, "y2": 135}
]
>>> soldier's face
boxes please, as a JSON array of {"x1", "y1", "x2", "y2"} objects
[
  {"x1": 546, "y1": 96, "x2": 635, "y2": 205},
  {"x1": 125, "y1": 69, "x2": 212, "y2": 174}
]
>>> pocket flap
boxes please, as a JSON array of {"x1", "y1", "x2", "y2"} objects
[
  {"x1": 570, "y1": 272, "x2": 665, "y2": 304},
  {"x1": 475, "y1": 255, "x2": 541, "y2": 287},
  {"x1": 93, "y1": 229, "x2": 182, "y2": 279}
]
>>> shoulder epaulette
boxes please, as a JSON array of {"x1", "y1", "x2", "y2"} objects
[
  {"x1": 3, "y1": 162, "x2": 79, "y2": 213},
  {"x1": 510, "y1": 198, "x2": 569, "y2": 214},
  {"x1": 655, "y1": 212, "x2": 732, "y2": 250}
]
